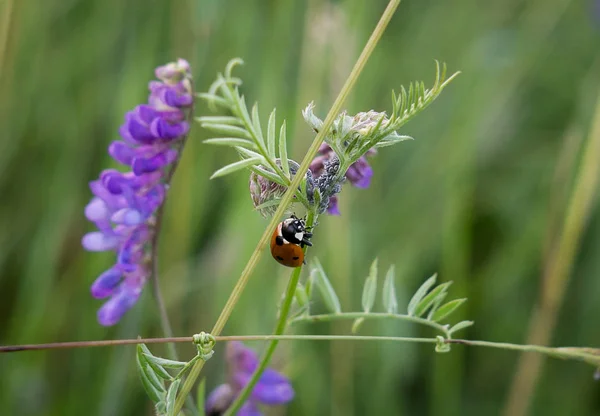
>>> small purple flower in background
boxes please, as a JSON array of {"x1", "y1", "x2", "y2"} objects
[
  {"x1": 309, "y1": 143, "x2": 376, "y2": 215},
  {"x1": 206, "y1": 342, "x2": 294, "y2": 415},
  {"x1": 82, "y1": 59, "x2": 193, "y2": 326}
]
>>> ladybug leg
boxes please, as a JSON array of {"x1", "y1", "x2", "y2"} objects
[{"x1": 301, "y1": 238, "x2": 313, "y2": 247}]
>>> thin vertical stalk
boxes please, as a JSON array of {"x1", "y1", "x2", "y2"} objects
[
  {"x1": 503, "y1": 82, "x2": 600, "y2": 416},
  {"x1": 173, "y1": 1, "x2": 401, "y2": 413},
  {"x1": 0, "y1": 0, "x2": 13, "y2": 81},
  {"x1": 224, "y1": 211, "x2": 316, "y2": 415}
]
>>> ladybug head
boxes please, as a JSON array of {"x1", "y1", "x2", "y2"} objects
[{"x1": 281, "y1": 216, "x2": 312, "y2": 247}]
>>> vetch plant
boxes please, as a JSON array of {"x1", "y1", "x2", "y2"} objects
[
  {"x1": 82, "y1": 59, "x2": 193, "y2": 326},
  {"x1": 4, "y1": 2, "x2": 600, "y2": 416}
]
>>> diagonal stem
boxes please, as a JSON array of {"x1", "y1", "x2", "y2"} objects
[
  {"x1": 172, "y1": 1, "x2": 401, "y2": 413},
  {"x1": 223, "y1": 211, "x2": 316, "y2": 415}
]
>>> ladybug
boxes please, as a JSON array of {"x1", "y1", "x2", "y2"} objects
[{"x1": 270, "y1": 215, "x2": 313, "y2": 267}]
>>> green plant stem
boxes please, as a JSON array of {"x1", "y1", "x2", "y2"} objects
[
  {"x1": 290, "y1": 312, "x2": 452, "y2": 338},
  {"x1": 224, "y1": 211, "x2": 316, "y2": 415},
  {"x1": 172, "y1": 1, "x2": 401, "y2": 413},
  {"x1": 4, "y1": 335, "x2": 600, "y2": 369},
  {"x1": 446, "y1": 339, "x2": 600, "y2": 366}
]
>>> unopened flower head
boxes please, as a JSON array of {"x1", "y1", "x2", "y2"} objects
[
  {"x1": 249, "y1": 160, "x2": 301, "y2": 218},
  {"x1": 82, "y1": 59, "x2": 193, "y2": 326},
  {"x1": 309, "y1": 143, "x2": 375, "y2": 215},
  {"x1": 206, "y1": 341, "x2": 294, "y2": 415}
]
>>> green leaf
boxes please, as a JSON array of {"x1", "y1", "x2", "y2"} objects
[
  {"x1": 414, "y1": 282, "x2": 452, "y2": 318},
  {"x1": 431, "y1": 298, "x2": 467, "y2": 322},
  {"x1": 375, "y1": 134, "x2": 414, "y2": 148},
  {"x1": 203, "y1": 138, "x2": 256, "y2": 148},
  {"x1": 426, "y1": 290, "x2": 449, "y2": 320},
  {"x1": 449, "y1": 320, "x2": 474, "y2": 334},
  {"x1": 197, "y1": 378, "x2": 206, "y2": 416},
  {"x1": 196, "y1": 116, "x2": 243, "y2": 125},
  {"x1": 210, "y1": 157, "x2": 262, "y2": 179},
  {"x1": 382, "y1": 265, "x2": 398, "y2": 314},
  {"x1": 351, "y1": 318, "x2": 365, "y2": 334},
  {"x1": 407, "y1": 273, "x2": 437, "y2": 316},
  {"x1": 251, "y1": 103, "x2": 263, "y2": 142},
  {"x1": 235, "y1": 146, "x2": 266, "y2": 162},
  {"x1": 248, "y1": 165, "x2": 287, "y2": 186},
  {"x1": 267, "y1": 109, "x2": 276, "y2": 159},
  {"x1": 136, "y1": 345, "x2": 166, "y2": 403},
  {"x1": 196, "y1": 93, "x2": 230, "y2": 110},
  {"x1": 279, "y1": 121, "x2": 290, "y2": 178},
  {"x1": 312, "y1": 258, "x2": 341, "y2": 314},
  {"x1": 165, "y1": 379, "x2": 181, "y2": 416},
  {"x1": 142, "y1": 354, "x2": 187, "y2": 371},
  {"x1": 295, "y1": 283, "x2": 308, "y2": 307},
  {"x1": 361, "y1": 258, "x2": 378, "y2": 313},
  {"x1": 200, "y1": 123, "x2": 251, "y2": 139},
  {"x1": 225, "y1": 57, "x2": 244, "y2": 79}
]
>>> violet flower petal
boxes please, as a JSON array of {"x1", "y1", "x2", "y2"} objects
[
  {"x1": 91, "y1": 267, "x2": 122, "y2": 299},
  {"x1": 238, "y1": 401, "x2": 263, "y2": 416},
  {"x1": 82, "y1": 231, "x2": 119, "y2": 251},
  {"x1": 97, "y1": 286, "x2": 140, "y2": 326}
]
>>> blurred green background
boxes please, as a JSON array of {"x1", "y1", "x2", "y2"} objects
[{"x1": 1, "y1": 0, "x2": 600, "y2": 415}]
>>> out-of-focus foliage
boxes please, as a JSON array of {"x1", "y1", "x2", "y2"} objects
[{"x1": 1, "y1": 0, "x2": 599, "y2": 415}]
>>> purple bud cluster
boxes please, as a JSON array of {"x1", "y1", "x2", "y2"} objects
[
  {"x1": 82, "y1": 59, "x2": 193, "y2": 326},
  {"x1": 309, "y1": 143, "x2": 375, "y2": 215},
  {"x1": 206, "y1": 342, "x2": 294, "y2": 415}
]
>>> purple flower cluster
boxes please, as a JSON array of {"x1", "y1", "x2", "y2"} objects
[
  {"x1": 82, "y1": 59, "x2": 193, "y2": 326},
  {"x1": 206, "y1": 342, "x2": 294, "y2": 415},
  {"x1": 309, "y1": 143, "x2": 375, "y2": 215}
]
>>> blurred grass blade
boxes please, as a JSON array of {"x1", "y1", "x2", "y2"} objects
[
  {"x1": 361, "y1": 258, "x2": 378, "y2": 313},
  {"x1": 312, "y1": 258, "x2": 341, "y2": 314},
  {"x1": 430, "y1": 299, "x2": 466, "y2": 323},
  {"x1": 279, "y1": 121, "x2": 290, "y2": 178},
  {"x1": 407, "y1": 273, "x2": 437, "y2": 316},
  {"x1": 166, "y1": 379, "x2": 181, "y2": 416},
  {"x1": 267, "y1": 109, "x2": 276, "y2": 158},
  {"x1": 210, "y1": 157, "x2": 262, "y2": 179}
]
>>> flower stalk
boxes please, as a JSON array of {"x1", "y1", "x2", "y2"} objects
[{"x1": 172, "y1": 1, "x2": 403, "y2": 413}]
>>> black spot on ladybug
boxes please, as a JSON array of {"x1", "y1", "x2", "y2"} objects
[
  {"x1": 276, "y1": 235, "x2": 284, "y2": 246},
  {"x1": 292, "y1": 256, "x2": 299, "y2": 260},
  {"x1": 276, "y1": 256, "x2": 284, "y2": 261}
]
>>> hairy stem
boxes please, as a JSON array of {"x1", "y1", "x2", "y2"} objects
[
  {"x1": 290, "y1": 312, "x2": 452, "y2": 338},
  {"x1": 4, "y1": 336, "x2": 599, "y2": 371},
  {"x1": 172, "y1": 1, "x2": 402, "y2": 413}
]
